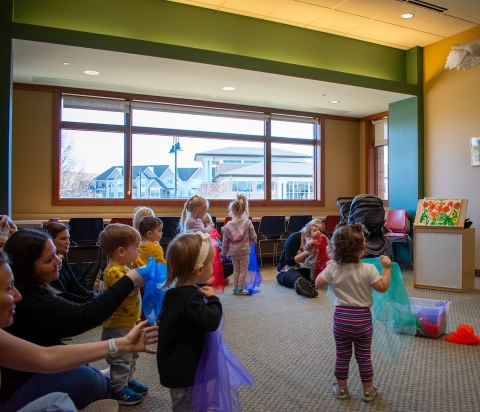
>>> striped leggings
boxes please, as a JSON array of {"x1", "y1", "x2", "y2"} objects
[{"x1": 333, "y1": 306, "x2": 373, "y2": 383}]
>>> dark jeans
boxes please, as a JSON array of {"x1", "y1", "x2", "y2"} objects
[
  {"x1": 1, "y1": 366, "x2": 108, "y2": 411},
  {"x1": 276, "y1": 267, "x2": 310, "y2": 289}
]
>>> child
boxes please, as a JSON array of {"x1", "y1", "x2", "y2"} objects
[
  {"x1": 179, "y1": 195, "x2": 213, "y2": 233},
  {"x1": 221, "y1": 194, "x2": 257, "y2": 295},
  {"x1": 303, "y1": 220, "x2": 328, "y2": 282},
  {"x1": 132, "y1": 216, "x2": 166, "y2": 268},
  {"x1": 315, "y1": 223, "x2": 391, "y2": 402},
  {"x1": 157, "y1": 232, "x2": 223, "y2": 411},
  {"x1": 133, "y1": 206, "x2": 155, "y2": 232},
  {"x1": 0, "y1": 231, "x2": 7, "y2": 251},
  {"x1": 99, "y1": 223, "x2": 149, "y2": 406}
]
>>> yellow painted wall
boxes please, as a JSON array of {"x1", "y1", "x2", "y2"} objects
[
  {"x1": 424, "y1": 26, "x2": 480, "y2": 269},
  {"x1": 12, "y1": 89, "x2": 360, "y2": 220}
]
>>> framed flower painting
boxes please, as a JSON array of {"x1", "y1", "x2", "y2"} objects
[{"x1": 418, "y1": 198, "x2": 462, "y2": 226}]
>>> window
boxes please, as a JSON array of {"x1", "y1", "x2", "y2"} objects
[
  {"x1": 55, "y1": 90, "x2": 323, "y2": 206},
  {"x1": 373, "y1": 118, "x2": 388, "y2": 201}
]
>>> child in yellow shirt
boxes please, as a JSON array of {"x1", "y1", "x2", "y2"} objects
[
  {"x1": 99, "y1": 223, "x2": 148, "y2": 406},
  {"x1": 132, "y1": 216, "x2": 166, "y2": 268}
]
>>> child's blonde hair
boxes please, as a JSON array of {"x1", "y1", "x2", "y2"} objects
[
  {"x1": 99, "y1": 223, "x2": 140, "y2": 257},
  {"x1": 133, "y1": 206, "x2": 155, "y2": 231},
  {"x1": 165, "y1": 232, "x2": 213, "y2": 287},
  {"x1": 300, "y1": 218, "x2": 324, "y2": 242},
  {"x1": 228, "y1": 193, "x2": 249, "y2": 219},
  {"x1": 179, "y1": 195, "x2": 209, "y2": 232},
  {"x1": 202, "y1": 213, "x2": 213, "y2": 227},
  {"x1": 304, "y1": 219, "x2": 325, "y2": 237}
]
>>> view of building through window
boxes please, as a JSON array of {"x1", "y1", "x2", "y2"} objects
[{"x1": 60, "y1": 95, "x2": 318, "y2": 201}]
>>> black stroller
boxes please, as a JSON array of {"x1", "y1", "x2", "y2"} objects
[{"x1": 336, "y1": 195, "x2": 393, "y2": 258}]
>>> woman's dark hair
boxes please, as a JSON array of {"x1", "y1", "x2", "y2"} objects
[
  {"x1": 327, "y1": 223, "x2": 366, "y2": 264},
  {"x1": 43, "y1": 222, "x2": 68, "y2": 239},
  {"x1": 3, "y1": 229, "x2": 52, "y2": 290},
  {"x1": 0, "y1": 250, "x2": 10, "y2": 266}
]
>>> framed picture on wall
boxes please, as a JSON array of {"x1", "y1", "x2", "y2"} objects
[{"x1": 471, "y1": 137, "x2": 480, "y2": 167}]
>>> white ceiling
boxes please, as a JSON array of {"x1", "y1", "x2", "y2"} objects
[
  {"x1": 167, "y1": 0, "x2": 480, "y2": 49},
  {"x1": 15, "y1": 0, "x2": 478, "y2": 118},
  {"x1": 13, "y1": 39, "x2": 412, "y2": 118}
]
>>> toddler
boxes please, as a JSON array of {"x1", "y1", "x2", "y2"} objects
[
  {"x1": 221, "y1": 194, "x2": 257, "y2": 295},
  {"x1": 179, "y1": 195, "x2": 213, "y2": 233},
  {"x1": 157, "y1": 232, "x2": 223, "y2": 411},
  {"x1": 99, "y1": 223, "x2": 148, "y2": 406},
  {"x1": 303, "y1": 220, "x2": 328, "y2": 281},
  {"x1": 132, "y1": 216, "x2": 166, "y2": 268},
  {"x1": 315, "y1": 223, "x2": 391, "y2": 402}
]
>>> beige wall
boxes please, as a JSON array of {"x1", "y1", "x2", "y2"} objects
[
  {"x1": 11, "y1": 88, "x2": 360, "y2": 220},
  {"x1": 424, "y1": 26, "x2": 480, "y2": 269}
]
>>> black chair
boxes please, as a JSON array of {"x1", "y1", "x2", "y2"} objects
[
  {"x1": 286, "y1": 214, "x2": 312, "y2": 234},
  {"x1": 157, "y1": 216, "x2": 181, "y2": 249},
  {"x1": 67, "y1": 217, "x2": 105, "y2": 273},
  {"x1": 210, "y1": 215, "x2": 217, "y2": 227},
  {"x1": 257, "y1": 215, "x2": 286, "y2": 267}
]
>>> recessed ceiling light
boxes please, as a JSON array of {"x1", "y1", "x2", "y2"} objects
[
  {"x1": 84, "y1": 70, "x2": 99, "y2": 75},
  {"x1": 222, "y1": 86, "x2": 235, "y2": 91},
  {"x1": 401, "y1": 13, "x2": 414, "y2": 19},
  {"x1": 62, "y1": 62, "x2": 69, "y2": 65},
  {"x1": 322, "y1": 94, "x2": 326, "y2": 96},
  {"x1": 329, "y1": 100, "x2": 340, "y2": 104}
]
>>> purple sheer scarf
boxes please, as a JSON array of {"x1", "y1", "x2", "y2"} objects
[
  {"x1": 192, "y1": 314, "x2": 254, "y2": 411},
  {"x1": 244, "y1": 242, "x2": 262, "y2": 295}
]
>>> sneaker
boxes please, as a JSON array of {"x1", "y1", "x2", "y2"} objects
[
  {"x1": 363, "y1": 386, "x2": 378, "y2": 402},
  {"x1": 234, "y1": 288, "x2": 250, "y2": 295},
  {"x1": 294, "y1": 277, "x2": 318, "y2": 298},
  {"x1": 112, "y1": 386, "x2": 143, "y2": 405},
  {"x1": 128, "y1": 380, "x2": 149, "y2": 395},
  {"x1": 332, "y1": 383, "x2": 348, "y2": 400}
]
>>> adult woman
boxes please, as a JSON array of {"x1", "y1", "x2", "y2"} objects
[
  {"x1": 1, "y1": 229, "x2": 147, "y2": 408},
  {"x1": 0, "y1": 250, "x2": 158, "y2": 411},
  {"x1": 44, "y1": 222, "x2": 95, "y2": 298},
  {"x1": 276, "y1": 218, "x2": 325, "y2": 298}
]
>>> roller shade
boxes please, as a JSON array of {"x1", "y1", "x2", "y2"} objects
[
  {"x1": 132, "y1": 101, "x2": 269, "y2": 121},
  {"x1": 372, "y1": 118, "x2": 388, "y2": 147},
  {"x1": 63, "y1": 95, "x2": 130, "y2": 113},
  {"x1": 270, "y1": 114, "x2": 319, "y2": 125}
]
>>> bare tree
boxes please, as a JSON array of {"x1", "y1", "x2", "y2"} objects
[
  {"x1": 60, "y1": 132, "x2": 95, "y2": 198},
  {"x1": 201, "y1": 180, "x2": 231, "y2": 199}
]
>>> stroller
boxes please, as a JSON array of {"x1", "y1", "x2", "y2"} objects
[{"x1": 336, "y1": 195, "x2": 393, "y2": 258}]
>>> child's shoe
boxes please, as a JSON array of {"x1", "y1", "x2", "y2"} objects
[
  {"x1": 333, "y1": 382, "x2": 348, "y2": 399},
  {"x1": 234, "y1": 288, "x2": 250, "y2": 295},
  {"x1": 363, "y1": 386, "x2": 377, "y2": 402},
  {"x1": 128, "y1": 380, "x2": 149, "y2": 395},
  {"x1": 112, "y1": 386, "x2": 143, "y2": 405}
]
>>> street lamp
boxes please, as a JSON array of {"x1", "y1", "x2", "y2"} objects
[
  {"x1": 137, "y1": 169, "x2": 142, "y2": 198},
  {"x1": 169, "y1": 137, "x2": 182, "y2": 198}
]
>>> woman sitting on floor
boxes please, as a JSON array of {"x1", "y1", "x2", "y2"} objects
[
  {"x1": 276, "y1": 218, "x2": 325, "y2": 298},
  {"x1": 44, "y1": 222, "x2": 96, "y2": 300},
  {"x1": 0, "y1": 249, "x2": 158, "y2": 411},
  {"x1": 1, "y1": 228, "x2": 148, "y2": 408}
]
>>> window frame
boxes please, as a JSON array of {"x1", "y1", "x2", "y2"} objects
[
  {"x1": 363, "y1": 111, "x2": 389, "y2": 207},
  {"x1": 52, "y1": 86, "x2": 325, "y2": 207}
]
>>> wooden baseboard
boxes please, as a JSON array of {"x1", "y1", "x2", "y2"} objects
[{"x1": 475, "y1": 269, "x2": 480, "y2": 277}]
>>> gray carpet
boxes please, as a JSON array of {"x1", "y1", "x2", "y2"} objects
[{"x1": 73, "y1": 270, "x2": 480, "y2": 412}]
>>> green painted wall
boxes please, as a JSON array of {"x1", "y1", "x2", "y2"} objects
[{"x1": 13, "y1": 0, "x2": 412, "y2": 88}]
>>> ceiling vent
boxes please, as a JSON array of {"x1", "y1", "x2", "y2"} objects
[{"x1": 396, "y1": 0, "x2": 447, "y2": 13}]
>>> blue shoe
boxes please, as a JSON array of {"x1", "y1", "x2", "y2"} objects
[
  {"x1": 112, "y1": 386, "x2": 143, "y2": 405},
  {"x1": 128, "y1": 380, "x2": 149, "y2": 395}
]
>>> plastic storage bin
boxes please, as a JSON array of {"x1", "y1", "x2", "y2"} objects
[{"x1": 411, "y1": 298, "x2": 450, "y2": 338}]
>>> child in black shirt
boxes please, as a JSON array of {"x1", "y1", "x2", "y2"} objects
[{"x1": 157, "y1": 232, "x2": 223, "y2": 411}]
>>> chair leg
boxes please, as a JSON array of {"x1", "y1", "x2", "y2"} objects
[{"x1": 259, "y1": 242, "x2": 263, "y2": 267}]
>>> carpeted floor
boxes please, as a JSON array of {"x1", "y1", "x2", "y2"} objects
[{"x1": 73, "y1": 267, "x2": 480, "y2": 412}]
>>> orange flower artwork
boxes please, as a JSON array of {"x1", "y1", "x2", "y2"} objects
[{"x1": 419, "y1": 198, "x2": 462, "y2": 226}]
